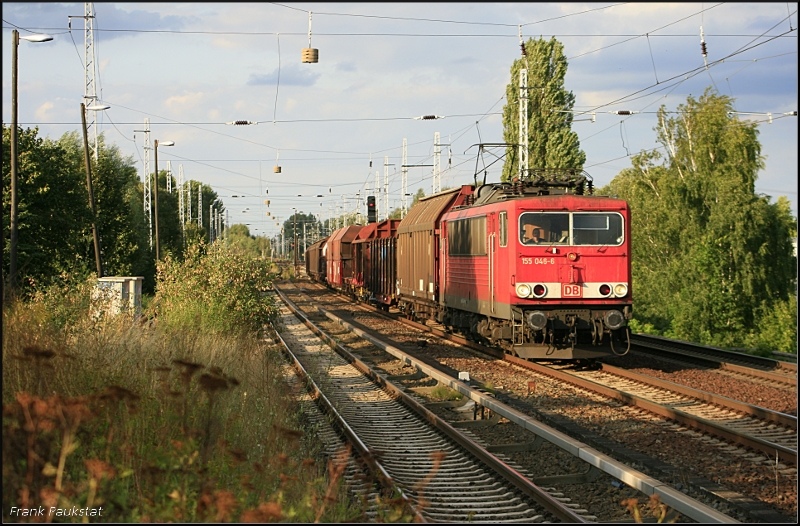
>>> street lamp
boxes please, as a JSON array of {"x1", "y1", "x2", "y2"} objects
[
  {"x1": 153, "y1": 140, "x2": 175, "y2": 261},
  {"x1": 8, "y1": 30, "x2": 53, "y2": 293}
]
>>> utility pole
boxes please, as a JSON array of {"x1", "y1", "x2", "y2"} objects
[
  {"x1": 198, "y1": 186, "x2": 202, "y2": 228},
  {"x1": 81, "y1": 103, "x2": 103, "y2": 276},
  {"x1": 209, "y1": 204, "x2": 214, "y2": 242},
  {"x1": 402, "y1": 138, "x2": 408, "y2": 217},
  {"x1": 303, "y1": 222, "x2": 307, "y2": 260},
  {"x1": 9, "y1": 30, "x2": 20, "y2": 292}
]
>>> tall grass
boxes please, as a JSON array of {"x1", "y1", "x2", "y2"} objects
[{"x1": 2, "y1": 247, "x2": 366, "y2": 522}]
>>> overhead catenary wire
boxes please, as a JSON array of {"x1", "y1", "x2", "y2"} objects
[{"x1": 4, "y1": 5, "x2": 794, "y2": 218}]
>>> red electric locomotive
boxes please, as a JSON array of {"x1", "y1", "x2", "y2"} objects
[{"x1": 396, "y1": 171, "x2": 631, "y2": 360}]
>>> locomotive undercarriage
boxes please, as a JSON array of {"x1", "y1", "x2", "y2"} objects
[
  {"x1": 395, "y1": 296, "x2": 631, "y2": 360},
  {"x1": 436, "y1": 304, "x2": 631, "y2": 360}
]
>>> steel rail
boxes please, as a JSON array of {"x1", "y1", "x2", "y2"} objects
[
  {"x1": 630, "y1": 334, "x2": 798, "y2": 387},
  {"x1": 276, "y1": 287, "x2": 740, "y2": 524},
  {"x1": 272, "y1": 325, "x2": 426, "y2": 523},
  {"x1": 275, "y1": 287, "x2": 588, "y2": 523},
  {"x1": 598, "y1": 362, "x2": 797, "y2": 430},
  {"x1": 532, "y1": 363, "x2": 797, "y2": 465}
]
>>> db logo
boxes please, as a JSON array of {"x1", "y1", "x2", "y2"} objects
[{"x1": 562, "y1": 284, "x2": 583, "y2": 298}]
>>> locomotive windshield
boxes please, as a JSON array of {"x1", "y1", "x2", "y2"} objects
[{"x1": 519, "y1": 212, "x2": 624, "y2": 246}]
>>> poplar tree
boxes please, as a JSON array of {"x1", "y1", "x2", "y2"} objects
[
  {"x1": 501, "y1": 37, "x2": 585, "y2": 181},
  {"x1": 604, "y1": 89, "x2": 796, "y2": 351}
]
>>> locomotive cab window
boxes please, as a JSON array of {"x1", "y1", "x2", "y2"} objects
[
  {"x1": 573, "y1": 213, "x2": 624, "y2": 246},
  {"x1": 519, "y1": 213, "x2": 569, "y2": 245},
  {"x1": 519, "y1": 212, "x2": 624, "y2": 246}
]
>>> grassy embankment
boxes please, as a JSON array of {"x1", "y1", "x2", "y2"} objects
[{"x1": 2, "y1": 244, "x2": 407, "y2": 522}]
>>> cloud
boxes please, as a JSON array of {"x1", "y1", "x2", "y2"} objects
[
  {"x1": 3, "y1": 3, "x2": 195, "y2": 42},
  {"x1": 164, "y1": 91, "x2": 205, "y2": 109},
  {"x1": 247, "y1": 64, "x2": 320, "y2": 87},
  {"x1": 34, "y1": 101, "x2": 54, "y2": 120},
  {"x1": 336, "y1": 61, "x2": 357, "y2": 72}
]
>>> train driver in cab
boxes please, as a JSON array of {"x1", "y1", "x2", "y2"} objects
[{"x1": 522, "y1": 224, "x2": 543, "y2": 245}]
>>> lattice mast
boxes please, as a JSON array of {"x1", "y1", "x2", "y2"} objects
[
  {"x1": 141, "y1": 118, "x2": 152, "y2": 248},
  {"x1": 83, "y1": 3, "x2": 100, "y2": 160},
  {"x1": 375, "y1": 170, "x2": 380, "y2": 222},
  {"x1": 402, "y1": 139, "x2": 408, "y2": 217},
  {"x1": 433, "y1": 132, "x2": 441, "y2": 194},
  {"x1": 518, "y1": 26, "x2": 529, "y2": 180},
  {"x1": 178, "y1": 164, "x2": 184, "y2": 234},
  {"x1": 383, "y1": 157, "x2": 389, "y2": 221}
]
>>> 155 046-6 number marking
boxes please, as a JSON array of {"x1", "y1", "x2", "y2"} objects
[{"x1": 522, "y1": 257, "x2": 556, "y2": 265}]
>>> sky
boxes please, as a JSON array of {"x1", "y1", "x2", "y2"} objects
[{"x1": 3, "y1": 2, "x2": 797, "y2": 240}]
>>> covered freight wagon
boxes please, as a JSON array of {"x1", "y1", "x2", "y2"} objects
[
  {"x1": 326, "y1": 225, "x2": 365, "y2": 288},
  {"x1": 352, "y1": 219, "x2": 400, "y2": 308},
  {"x1": 305, "y1": 237, "x2": 328, "y2": 282},
  {"x1": 396, "y1": 186, "x2": 473, "y2": 320}
]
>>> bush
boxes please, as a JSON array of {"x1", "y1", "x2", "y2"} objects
[{"x1": 154, "y1": 242, "x2": 277, "y2": 335}]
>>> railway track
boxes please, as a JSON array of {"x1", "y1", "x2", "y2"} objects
[
  {"x1": 348, "y1": 291, "x2": 798, "y2": 465},
  {"x1": 284, "y1": 285, "x2": 797, "y2": 522},
  {"x1": 273, "y1": 292, "x2": 589, "y2": 522},
  {"x1": 542, "y1": 362, "x2": 797, "y2": 465},
  {"x1": 629, "y1": 334, "x2": 798, "y2": 389},
  {"x1": 276, "y1": 281, "x2": 747, "y2": 523}
]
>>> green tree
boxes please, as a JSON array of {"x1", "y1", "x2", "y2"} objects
[
  {"x1": 282, "y1": 212, "x2": 320, "y2": 261},
  {"x1": 604, "y1": 89, "x2": 797, "y2": 351},
  {"x1": 3, "y1": 125, "x2": 91, "y2": 290},
  {"x1": 57, "y1": 132, "x2": 152, "y2": 279},
  {"x1": 501, "y1": 37, "x2": 585, "y2": 181}
]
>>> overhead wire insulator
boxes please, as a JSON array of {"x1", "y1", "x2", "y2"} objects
[
  {"x1": 700, "y1": 26, "x2": 709, "y2": 70},
  {"x1": 301, "y1": 11, "x2": 319, "y2": 63},
  {"x1": 414, "y1": 115, "x2": 444, "y2": 120}
]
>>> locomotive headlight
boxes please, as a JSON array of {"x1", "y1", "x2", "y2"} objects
[
  {"x1": 516, "y1": 283, "x2": 532, "y2": 298},
  {"x1": 527, "y1": 311, "x2": 548, "y2": 331},
  {"x1": 604, "y1": 310, "x2": 626, "y2": 330},
  {"x1": 614, "y1": 284, "x2": 628, "y2": 297}
]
